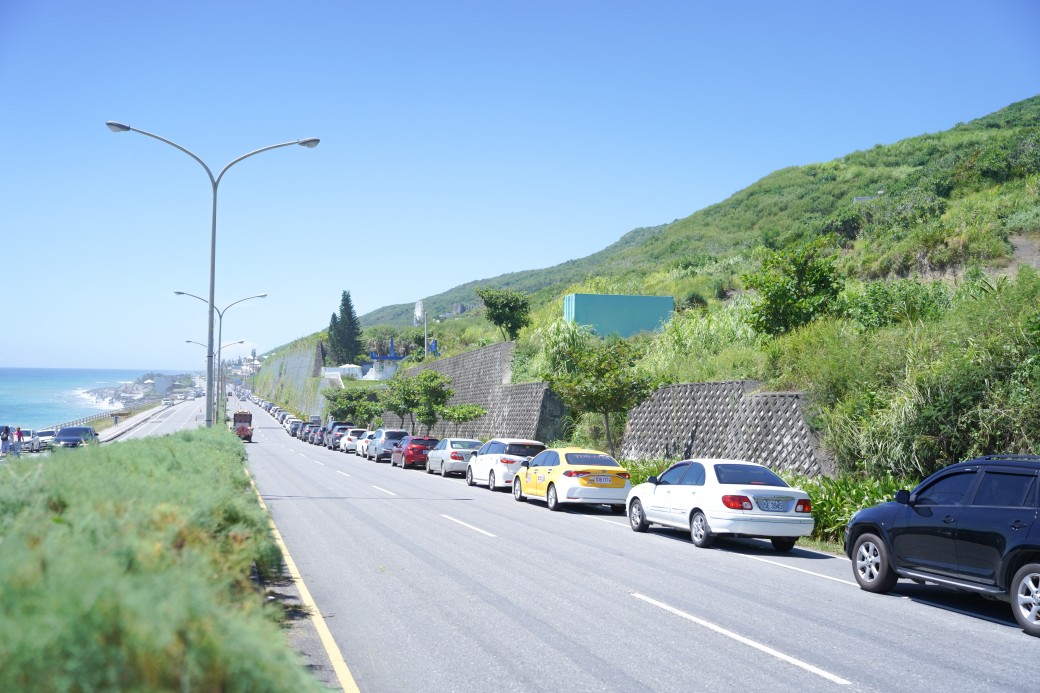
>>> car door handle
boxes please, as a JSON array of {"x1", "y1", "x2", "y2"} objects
[
  {"x1": 1011, "y1": 520, "x2": 1029, "y2": 530},
  {"x1": 943, "y1": 515, "x2": 956, "y2": 524}
]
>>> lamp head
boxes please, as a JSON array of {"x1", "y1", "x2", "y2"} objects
[
  {"x1": 106, "y1": 121, "x2": 131, "y2": 132},
  {"x1": 298, "y1": 138, "x2": 320, "y2": 148}
]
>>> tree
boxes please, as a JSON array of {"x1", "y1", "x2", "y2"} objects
[
  {"x1": 380, "y1": 377, "x2": 420, "y2": 431},
  {"x1": 413, "y1": 370, "x2": 454, "y2": 433},
  {"x1": 549, "y1": 339, "x2": 657, "y2": 458},
  {"x1": 440, "y1": 403, "x2": 487, "y2": 436},
  {"x1": 327, "y1": 291, "x2": 364, "y2": 365},
  {"x1": 326, "y1": 313, "x2": 341, "y2": 365},
  {"x1": 475, "y1": 286, "x2": 532, "y2": 341},
  {"x1": 742, "y1": 238, "x2": 843, "y2": 336},
  {"x1": 322, "y1": 386, "x2": 376, "y2": 423}
]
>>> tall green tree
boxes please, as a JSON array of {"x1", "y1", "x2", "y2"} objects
[
  {"x1": 326, "y1": 313, "x2": 341, "y2": 365},
  {"x1": 327, "y1": 291, "x2": 364, "y2": 365},
  {"x1": 380, "y1": 377, "x2": 420, "y2": 431},
  {"x1": 475, "y1": 286, "x2": 532, "y2": 341},
  {"x1": 549, "y1": 339, "x2": 657, "y2": 458},
  {"x1": 413, "y1": 370, "x2": 454, "y2": 434},
  {"x1": 742, "y1": 238, "x2": 843, "y2": 336},
  {"x1": 322, "y1": 386, "x2": 377, "y2": 423}
]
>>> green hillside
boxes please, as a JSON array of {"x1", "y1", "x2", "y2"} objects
[{"x1": 360, "y1": 94, "x2": 1040, "y2": 328}]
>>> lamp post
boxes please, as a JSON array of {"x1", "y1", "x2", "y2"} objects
[
  {"x1": 108, "y1": 121, "x2": 318, "y2": 428},
  {"x1": 186, "y1": 338, "x2": 245, "y2": 422},
  {"x1": 176, "y1": 291, "x2": 267, "y2": 421}
]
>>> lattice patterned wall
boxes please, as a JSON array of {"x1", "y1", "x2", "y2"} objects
[
  {"x1": 621, "y1": 382, "x2": 834, "y2": 478},
  {"x1": 391, "y1": 343, "x2": 565, "y2": 442}
]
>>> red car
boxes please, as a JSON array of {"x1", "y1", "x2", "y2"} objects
[{"x1": 390, "y1": 436, "x2": 440, "y2": 469}]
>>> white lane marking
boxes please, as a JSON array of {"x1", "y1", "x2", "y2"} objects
[
  {"x1": 632, "y1": 593, "x2": 851, "y2": 686},
  {"x1": 314, "y1": 460, "x2": 325, "y2": 467},
  {"x1": 585, "y1": 515, "x2": 629, "y2": 527},
  {"x1": 441, "y1": 514, "x2": 497, "y2": 537},
  {"x1": 740, "y1": 555, "x2": 857, "y2": 587},
  {"x1": 371, "y1": 485, "x2": 397, "y2": 496},
  {"x1": 337, "y1": 471, "x2": 352, "y2": 478}
]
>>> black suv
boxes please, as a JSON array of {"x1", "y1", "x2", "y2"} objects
[{"x1": 845, "y1": 455, "x2": 1040, "y2": 635}]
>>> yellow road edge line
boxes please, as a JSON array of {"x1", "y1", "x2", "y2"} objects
[{"x1": 249, "y1": 473, "x2": 361, "y2": 693}]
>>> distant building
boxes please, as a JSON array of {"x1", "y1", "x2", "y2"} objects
[
  {"x1": 563, "y1": 293, "x2": 674, "y2": 338},
  {"x1": 362, "y1": 337, "x2": 405, "y2": 381},
  {"x1": 322, "y1": 364, "x2": 364, "y2": 380}
]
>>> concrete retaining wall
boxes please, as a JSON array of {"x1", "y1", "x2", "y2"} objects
[{"x1": 621, "y1": 381, "x2": 833, "y2": 478}]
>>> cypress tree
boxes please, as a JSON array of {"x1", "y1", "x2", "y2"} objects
[{"x1": 338, "y1": 291, "x2": 363, "y2": 363}]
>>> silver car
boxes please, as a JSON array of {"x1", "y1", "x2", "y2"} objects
[{"x1": 426, "y1": 438, "x2": 482, "y2": 476}]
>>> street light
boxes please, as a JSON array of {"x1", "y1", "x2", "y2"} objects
[
  {"x1": 176, "y1": 290, "x2": 267, "y2": 420},
  {"x1": 108, "y1": 121, "x2": 317, "y2": 428}
]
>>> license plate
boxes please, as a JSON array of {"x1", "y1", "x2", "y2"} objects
[
  {"x1": 758, "y1": 499, "x2": 785, "y2": 512},
  {"x1": 591, "y1": 476, "x2": 612, "y2": 485}
]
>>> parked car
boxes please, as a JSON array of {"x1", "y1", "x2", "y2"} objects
[
  {"x1": 339, "y1": 428, "x2": 368, "y2": 453},
  {"x1": 467, "y1": 438, "x2": 546, "y2": 491},
  {"x1": 327, "y1": 425, "x2": 351, "y2": 450},
  {"x1": 52, "y1": 426, "x2": 99, "y2": 448},
  {"x1": 17, "y1": 428, "x2": 42, "y2": 453},
  {"x1": 288, "y1": 420, "x2": 305, "y2": 437},
  {"x1": 627, "y1": 459, "x2": 815, "y2": 552},
  {"x1": 298, "y1": 423, "x2": 320, "y2": 442},
  {"x1": 513, "y1": 447, "x2": 631, "y2": 512},
  {"x1": 310, "y1": 428, "x2": 325, "y2": 446},
  {"x1": 367, "y1": 429, "x2": 408, "y2": 461},
  {"x1": 36, "y1": 429, "x2": 56, "y2": 450},
  {"x1": 391, "y1": 436, "x2": 440, "y2": 469},
  {"x1": 356, "y1": 431, "x2": 375, "y2": 457},
  {"x1": 426, "y1": 438, "x2": 482, "y2": 476},
  {"x1": 845, "y1": 454, "x2": 1040, "y2": 636},
  {"x1": 323, "y1": 420, "x2": 354, "y2": 448}
]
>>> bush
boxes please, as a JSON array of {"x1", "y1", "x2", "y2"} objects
[{"x1": 789, "y1": 473, "x2": 917, "y2": 542}]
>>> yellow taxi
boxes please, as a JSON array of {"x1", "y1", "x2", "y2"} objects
[{"x1": 512, "y1": 447, "x2": 632, "y2": 513}]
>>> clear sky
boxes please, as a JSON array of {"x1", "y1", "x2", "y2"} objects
[{"x1": 2, "y1": 1, "x2": 1038, "y2": 371}]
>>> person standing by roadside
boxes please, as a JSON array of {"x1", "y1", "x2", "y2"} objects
[
  {"x1": 14, "y1": 427, "x2": 24, "y2": 456},
  {"x1": 0, "y1": 426, "x2": 10, "y2": 458}
]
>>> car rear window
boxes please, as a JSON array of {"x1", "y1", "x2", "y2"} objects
[
  {"x1": 713, "y1": 464, "x2": 788, "y2": 487},
  {"x1": 451, "y1": 440, "x2": 481, "y2": 450},
  {"x1": 410, "y1": 438, "x2": 437, "y2": 445},
  {"x1": 563, "y1": 453, "x2": 620, "y2": 467},
  {"x1": 386, "y1": 431, "x2": 407, "y2": 439},
  {"x1": 505, "y1": 444, "x2": 546, "y2": 457}
]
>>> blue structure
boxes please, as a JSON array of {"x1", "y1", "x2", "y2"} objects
[{"x1": 563, "y1": 293, "x2": 674, "y2": 338}]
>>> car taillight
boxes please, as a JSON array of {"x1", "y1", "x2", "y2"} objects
[
  {"x1": 795, "y1": 499, "x2": 812, "y2": 513},
  {"x1": 499, "y1": 457, "x2": 516, "y2": 465},
  {"x1": 450, "y1": 451, "x2": 465, "y2": 461},
  {"x1": 563, "y1": 470, "x2": 591, "y2": 477},
  {"x1": 617, "y1": 472, "x2": 630, "y2": 479},
  {"x1": 722, "y1": 495, "x2": 753, "y2": 510}
]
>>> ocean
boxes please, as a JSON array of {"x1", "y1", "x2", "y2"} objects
[{"x1": 0, "y1": 367, "x2": 189, "y2": 430}]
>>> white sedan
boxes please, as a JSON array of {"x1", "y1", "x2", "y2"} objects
[
  {"x1": 626, "y1": 459, "x2": 815, "y2": 552},
  {"x1": 425, "y1": 438, "x2": 481, "y2": 476},
  {"x1": 466, "y1": 438, "x2": 546, "y2": 490}
]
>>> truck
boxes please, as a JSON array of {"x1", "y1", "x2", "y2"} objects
[{"x1": 232, "y1": 411, "x2": 253, "y2": 442}]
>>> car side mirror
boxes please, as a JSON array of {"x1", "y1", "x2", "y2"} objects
[
  {"x1": 895, "y1": 489, "x2": 910, "y2": 504},
  {"x1": 520, "y1": 460, "x2": 529, "y2": 468},
  {"x1": 647, "y1": 476, "x2": 658, "y2": 485}
]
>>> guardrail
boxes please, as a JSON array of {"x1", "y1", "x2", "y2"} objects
[{"x1": 48, "y1": 398, "x2": 164, "y2": 431}]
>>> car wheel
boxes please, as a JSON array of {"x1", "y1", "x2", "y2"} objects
[
  {"x1": 546, "y1": 484, "x2": 560, "y2": 511},
  {"x1": 425, "y1": 460, "x2": 432, "y2": 474},
  {"x1": 628, "y1": 499, "x2": 649, "y2": 532},
  {"x1": 1012, "y1": 563, "x2": 1040, "y2": 636},
  {"x1": 513, "y1": 479, "x2": 526, "y2": 502},
  {"x1": 771, "y1": 538, "x2": 797, "y2": 552},
  {"x1": 488, "y1": 471, "x2": 496, "y2": 491},
  {"x1": 690, "y1": 511, "x2": 714, "y2": 548},
  {"x1": 440, "y1": 462, "x2": 448, "y2": 477},
  {"x1": 466, "y1": 467, "x2": 475, "y2": 486},
  {"x1": 852, "y1": 533, "x2": 898, "y2": 593}
]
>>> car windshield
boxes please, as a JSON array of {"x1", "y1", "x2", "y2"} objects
[
  {"x1": 60, "y1": 427, "x2": 92, "y2": 437},
  {"x1": 713, "y1": 463, "x2": 788, "y2": 487},
  {"x1": 564, "y1": 453, "x2": 620, "y2": 467},
  {"x1": 505, "y1": 443, "x2": 546, "y2": 457},
  {"x1": 38, "y1": 430, "x2": 54, "y2": 436},
  {"x1": 451, "y1": 440, "x2": 481, "y2": 450}
]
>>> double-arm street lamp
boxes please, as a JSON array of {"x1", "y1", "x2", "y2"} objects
[
  {"x1": 186, "y1": 338, "x2": 246, "y2": 421},
  {"x1": 107, "y1": 121, "x2": 318, "y2": 428}
]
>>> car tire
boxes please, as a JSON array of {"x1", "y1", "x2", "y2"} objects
[
  {"x1": 852, "y1": 533, "x2": 898, "y2": 593},
  {"x1": 628, "y1": 499, "x2": 649, "y2": 532},
  {"x1": 690, "y1": 511, "x2": 714, "y2": 548},
  {"x1": 771, "y1": 538, "x2": 797, "y2": 552},
  {"x1": 513, "y1": 479, "x2": 526, "y2": 502},
  {"x1": 488, "y1": 471, "x2": 496, "y2": 491},
  {"x1": 425, "y1": 460, "x2": 432, "y2": 474},
  {"x1": 440, "y1": 463, "x2": 448, "y2": 478},
  {"x1": 466, "y1": 467, "x2": 475, "y2": 486},
  {"x1": 1012, "y1": 563, "x2": 1040, "y2": 636},
  {"x1": 546, "y1": 484, "x2": 560, "y2": 511}
]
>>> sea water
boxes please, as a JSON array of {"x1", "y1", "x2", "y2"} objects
[{"x1": 0, "y1": 367, "x2": 185, "y2": 430}]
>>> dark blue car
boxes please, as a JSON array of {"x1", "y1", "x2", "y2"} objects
[{"x1": 53, "y1": 426, "x2": 99, "y2": 448}]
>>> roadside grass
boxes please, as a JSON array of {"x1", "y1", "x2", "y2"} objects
[
  {"x1": 0, "y1": 428, "x2": 322, "y2": 692},
  {"x1": 90, "y1": 400, "x2": 163, "y2": 433}
]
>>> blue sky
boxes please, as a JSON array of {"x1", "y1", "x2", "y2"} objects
[{"x1": 2, "y1": 1, "x2": 1038, "y2": 370}]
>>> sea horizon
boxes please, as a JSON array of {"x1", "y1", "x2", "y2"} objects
[{"x1": 0, "y1": 367, "x2": 199, "y2": 430}]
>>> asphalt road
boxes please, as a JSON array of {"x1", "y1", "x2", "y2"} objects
[{"x1": 240, "y1": 400, "x2": 1037, "y2": 693}]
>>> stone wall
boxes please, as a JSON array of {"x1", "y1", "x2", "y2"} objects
[
  {"x1": 395, "y1": 342, "x2": 565, "y2": 442},
  {"x1": 621, "y1": 381, "x2": 834, "y2": 478},
  {"x1": 253, "y1": 339, "x2": 331, "y2": 419}
]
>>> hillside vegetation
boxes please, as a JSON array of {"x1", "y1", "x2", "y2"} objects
[{"x1": 272, "y1": 95, "x2": 1040, "y2": 480}]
